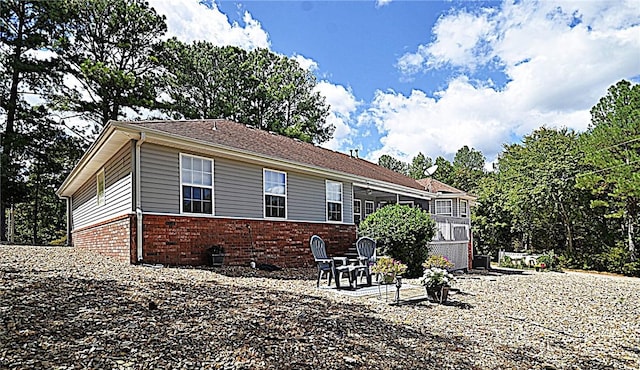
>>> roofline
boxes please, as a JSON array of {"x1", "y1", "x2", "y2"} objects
[
  {"x1": 112, "y1": 121, "x2": 434, "y2": 199},
  {"x1": 56, "y1": 122, "x2": 141, "y2": 197}
]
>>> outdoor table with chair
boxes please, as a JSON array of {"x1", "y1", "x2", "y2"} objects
[{"x1": 310, "y1": 235, "x2": 372, "y2": 289}]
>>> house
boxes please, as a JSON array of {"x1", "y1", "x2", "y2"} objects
[
  {"x1": 56, "y1": 119, "x2": 474, "y2": 269},
  {"x1": 417, "y1": 178, "x2": 476, "y2": 270}
]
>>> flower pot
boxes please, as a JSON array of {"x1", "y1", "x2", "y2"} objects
[{"x1": 426, "y1": 286, "x2": 449, "y2": 303}]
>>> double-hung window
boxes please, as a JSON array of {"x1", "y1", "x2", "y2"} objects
[
  {"x1": 96, "y1": 169, "x2": 105, "y2": 206},
  {"x1": 326, "y1": 181, "x2": 343, "y2": 222},
  {"x1": 264, "y1": 169, "x2": 286, "y2": 218},
  {"x1": 435, "y1": 199, "x2": 452, "y2": 216},
  {"x1": 181, "y1": 154, "x2": 213, "y2": 214},
  {"x1": 353, "y1": 199, "x2": 361, "y2": 225},
  {"x1": 364, "y1": 200, "x2": 375, "y2": 218},
  {"x1": 460, "y1": 200, "x2": 468, "y2": 217}
]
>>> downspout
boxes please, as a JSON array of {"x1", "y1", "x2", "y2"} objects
[
  {"x1": 65, "y1": 197, "x2": 72, "y2": 246},
  {"x1": 135, "y1": 133, "x2": 146, "y2": 261}
]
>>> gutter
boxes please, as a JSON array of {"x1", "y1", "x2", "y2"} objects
[{"x1": 135, "y1": 132, "x2": 146, "y2": 261}]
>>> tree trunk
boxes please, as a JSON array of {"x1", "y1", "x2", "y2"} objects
[
  {"x1": 32, "y1": 172, "x2": 40, "y2": 245},
  {"x1": 2, "y1": 1, "x2": 26, "y2": 242},
  {"x1": 628, "y1": 208, "x2": 637, "y2": 261}
]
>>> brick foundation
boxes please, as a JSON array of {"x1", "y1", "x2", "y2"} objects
[
  {"x1": 72, "y1": 214, "x2": 136, "y2": 263},
  {"x1": 141, "y1": 215, "x2": 357, "y2": 267}
]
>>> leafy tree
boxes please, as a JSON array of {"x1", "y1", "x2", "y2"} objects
[
  {"x1": 13, "y1": 115, "x2": 84, "y2": 244},
  {"x1": 408, "y1": 152, "x2": 433, "y2": 180},
  {"x1": 53, "y1": 0, "x2": 167, "y2": 128},
  {"x1": 498, "y1": 127, "x2": 590, "y2": 253},
  {"x1": 432, "y1": 156, "x2": 454, "y2": 185},
  {"x1": 472, "y1": 173, "x2": 514, "y2": 256},
  {"x1": 452, "y1": 145, "x2": 485, "y2": 192},
  {"x1": 0, "y1": 0, "x2": 69, "y2": 241},
  {"x1": 378, "y1": 154, "x2": 408, "y2": 175},
  {"x1": 577, "y1": 80, "x2": 640, "y2": 261},
  {"x1": 158, "y1": 41, "x2": 333, "y2": 143},
  {"x1": 358, "y1": 204, "x2": 436, "y2": 277}
]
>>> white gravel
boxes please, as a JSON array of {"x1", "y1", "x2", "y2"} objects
[{"x1": 1, "y1": 246, "x2": 639, "y2": 369}]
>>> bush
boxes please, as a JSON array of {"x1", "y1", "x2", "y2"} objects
[
  {"x1": 499, "y1": 255, "x2": 514, "y2": 268},
  {"x1": 537, "y1": 250, "x2": 561, "y2": 271},
  {"x1": 358, "y1": 204, "x2": 436, "y2": 278}
]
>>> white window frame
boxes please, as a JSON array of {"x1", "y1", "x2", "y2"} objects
[
  {"x1": 263, "y1": 169, "x2": 287, "y2": 219},
  {"x1": 180, "y1": 153, "x2": 214, "y2": 215},
  {"x1": 399, "y1": 200, "x2": 414, "y2": 207},
  {"x1": 96, "y1": 168, "x2": 105, "y2": 206},
  {"x1": 460, "y1": 199, "x2": 468, "y2": 217},
  {"x1": 353, "y1": 199, "x2": 362, "y2": 224},
  {"x1": 326, "y1": 180, "x2": 343, "y2": 222},
  {"x1": 435, "y1": 199, "x2": 452, "y2": 216},
  {"x1": 364, "y1": 200, "x2": 375, "y2": 217}
]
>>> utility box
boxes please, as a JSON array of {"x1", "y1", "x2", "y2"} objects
[{"x1": 473, "y1": 255, "x2": 491, "y2": 270}]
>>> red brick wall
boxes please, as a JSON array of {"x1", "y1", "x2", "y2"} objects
[
  {"x1": 141, "y1": 215, "x2": 357, "y2": 267},
  {"x1": 72, "y1": 214, "x2": 135, "y2": 263}
]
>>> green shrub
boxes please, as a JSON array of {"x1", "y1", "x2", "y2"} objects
[
  {"x1": 622, "y1": 261, "x2": 640, "y2": 277},
  {"x1": 593, "y1": 246, "x2": 628, "y2": 273},
  {"x1": 537, "y1": 250, "x2": 561, "y2": 271},
  {"x1": 499, "y1": 255, "x2": 514, "y2": 268},
  {"x1": 358, "y1": 204, "x2": 436, "y2": 278}
]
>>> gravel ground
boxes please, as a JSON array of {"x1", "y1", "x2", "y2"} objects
[{"x1": 1, "y1": 246, "x2": 639, "y2": 370}]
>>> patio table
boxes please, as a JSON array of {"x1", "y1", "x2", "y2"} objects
[{"x1": 332, "y1": 257, "x2": 372, "y2": 289}]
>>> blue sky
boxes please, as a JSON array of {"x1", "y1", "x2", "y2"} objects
[{"x1": 148, "y1": 0, "x2": 640, "y2": 168}]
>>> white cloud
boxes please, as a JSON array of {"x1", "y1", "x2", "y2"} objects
[
  {"x1": 148, "y1": 0, "x2": 269, "y2": 49},
  {"x1": 376, "y1": 0, "x2": 393, "y2": 8},
  {"x1": 292, "y1": 54, "x2": 318, "y2": 72},
  {"x1": 315, "y1": 81, "x2": 360, "y2": 151},
  {"x1": 378, "y1": 0, "x2": 640, "y2": 164},
  {"x1": 397, "y1": 8, "x2": 496, "y2": 74}
]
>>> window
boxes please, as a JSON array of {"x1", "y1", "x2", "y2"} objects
[
  {"x1": 264, "y1": 169, "x2": 286, "y2": 218},
  {"x1": 181, "y1": 154, "x2": 213, "y2": 214},
  {"x1": 460, "y1": 200, "x2": 468, "y2": 217},
  {"x1": 353, "y1": 199, "x2": 361, "y2": 225},
  {"x1": 435, "y1": 199, "x2": 452, "y2": 215},
  {"x1": 96, "y1": 169, "x2": 105, "y2": 206},
  {"x1": 364, "y1": 200, "x2": 375, "y2": 217},
  {"x1": 326, "y1": 181, "x2": 343, "y2": 222}
]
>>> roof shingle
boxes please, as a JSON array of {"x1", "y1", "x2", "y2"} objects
[{"x1": 122, "y1": 119, "x2": 425, "y2": 191}]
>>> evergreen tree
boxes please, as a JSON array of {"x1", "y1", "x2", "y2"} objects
[
  {"x1": 52, "y1": 0, "x2": 167, "y2": 129},
  {"x1": 578, "y1": 80, "x2": 640, "y2": 261}
]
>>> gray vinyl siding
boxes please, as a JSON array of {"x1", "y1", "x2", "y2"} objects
[
  {"x1": 343, "y1": 182, "x2": 353, "y2": 223},
  {"x1": 140, "y1": 143, "x2": 180, "y2": 213},
  {"x1": 138, "y1": 143, "x2": 352, "y2": 223},
  {"x1": 72, "y1": 144, "x2": 132, "y2": 229},
  {"x1": 288, "y1": 173, "x2": 325, "y2": 221},
  {"x1": 288, "y1": 174, "x2": 353, "y2": 223},
  {"x1": 215, "y1": 158, "x2": 262, "y2": 218}
]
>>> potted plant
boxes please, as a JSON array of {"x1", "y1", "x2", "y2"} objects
[
  {"x1": 370, "y1": 256, "x2": 407, "y2": 284},
  {"x1": 419, "y1": 267, "x2": 455, "y2": 303},
  {"x1": 422, "y1": 254, "x2": 455, "y2": 270}
]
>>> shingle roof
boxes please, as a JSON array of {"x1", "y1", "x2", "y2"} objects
[
  {"x1": 416, "y1": 177, "x2": 464, "y2": 194},
  {"x1": 122, "y1": 119, "x2": 425, "y2": 191}
]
